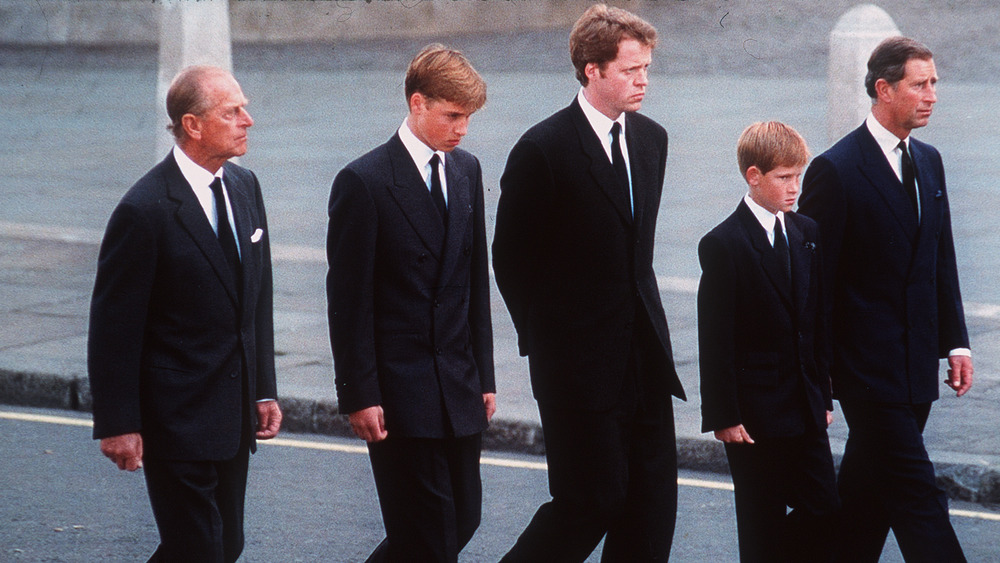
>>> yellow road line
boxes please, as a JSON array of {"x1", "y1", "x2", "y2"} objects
[{"x1": 4, "y1": 409, "x2": 999, "y2": 521}]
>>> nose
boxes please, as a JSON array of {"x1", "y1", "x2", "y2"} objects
[
  {"x1": 455, "y1": 116, "x2": 469, "y2": 137},
  {"x1": 927, "y1": 84, "x2": 938, "y2": 104},
  {"x1": 636, "y1": 68, "x2": 649, "y2": 87},
  {"x1": 240, "y1": 107, "x2": 254, "y2": 128}
]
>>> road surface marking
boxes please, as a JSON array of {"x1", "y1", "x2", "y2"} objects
[{"x1": 6, "y1": 408, "x2": 1000, "y2": 521}]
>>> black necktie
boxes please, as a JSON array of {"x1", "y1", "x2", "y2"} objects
[
  {"x1": 209, "y1": 177, "x2": 242, "y2": 286},
  {"x1": 898, "y1": 140, "x2": 919, "y2": 215},
  {"x1": 429, "y1": 153, "x2": 447, "y2": 227},
  {"x1": 773, "y1": 220, "x2": 791, "y2": 282},
  {"x1": 610, "y1": 122, "x2": 632, "y2": 219}
]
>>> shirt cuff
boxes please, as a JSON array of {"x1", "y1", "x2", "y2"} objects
[{"x1": 948, "y1": 348, "x2": 971, "y2": 357}]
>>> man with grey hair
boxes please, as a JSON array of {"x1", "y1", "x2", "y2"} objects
[
  {"x1": 88, "y1": 65, "x2": 281, "y2": 562},
  {"x1": 799, "y1": 36, "x2": 972, "y2": 561}
]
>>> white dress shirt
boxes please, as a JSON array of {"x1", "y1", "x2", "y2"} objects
[
  {"x1": 578, "y1": 88, "x2": 634, "y2": 215},
  {"x1": 744, "y1": 193, "x2": 786, "y2": 247},
  {"x1": 398, "y1": 120, "x2": 448, "y2": 205}
]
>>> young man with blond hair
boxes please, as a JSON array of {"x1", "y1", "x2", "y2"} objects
[
  {"x1": 493, "y1": 5, "x2": 685, "y2": 561},
  {"x1": 326, "y1": 44, "x2": 494, "y2": 563},
  {"x1": 699, "y1": 122, "x2": 839, "y2": 562}
]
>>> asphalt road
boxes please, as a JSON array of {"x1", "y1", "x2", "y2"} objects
[{"x1": 2, "y1": 405, "x2": 999, "y2": 562}]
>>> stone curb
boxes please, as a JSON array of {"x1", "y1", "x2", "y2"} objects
[{"x1": 3, "y1": 368, "x2": 999, "y2": 505}]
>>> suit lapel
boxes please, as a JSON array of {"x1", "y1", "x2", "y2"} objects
[
  {"x1": 164, "y1": 154, "x2": 241, "y2": 307},
  {"x1": 224, "y1": 165, "x2": 256, "y2": 309},
  {"x1": 570, "y1": 100, "x2": 634, "y2": 225},
  {"x1": 786, "y1": 215, "x2": 812, "y2": 316},
  {"x1": 438, "y1": 153, "x2": 471, "y2": 282},
  {"x1": 384, "y1": 134, "x2": 446, "y2": 260},
  {"x1": 737, "y1": 201, "x2": 793, "y2": 309},
  {"x1": 853, "y1": 127, "x2": 919, "y2": 244},
  {"x1": 624, "y1": 113, "x2": 648, "y2": 228}
]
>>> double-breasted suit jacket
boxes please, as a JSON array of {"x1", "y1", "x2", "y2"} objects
[
  {"x1": 326, "y1": 133, "x2": 495, "y2": 438},
  {"x1": 798, "y1": 124, "x2": 969, "y2": 403},
  {"x1": 492, "y1": 98, "x2": 685, "y2": 410},
  {"x1": 88, "y1": 152, "x2": 276, "y2": 460},
  {"x1": 698, "y1": 200, "x2": 832, "y2": 439}
]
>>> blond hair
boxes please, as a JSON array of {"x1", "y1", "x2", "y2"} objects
[
  {"x1": 405, "y1": 44, "x2": 486, "y2": 112},
  {"x1": 737, "y1": 121, "x2": 810, "y2": 178}
]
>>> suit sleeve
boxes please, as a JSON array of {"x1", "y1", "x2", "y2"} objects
[
  {"x1": 326, "y1": 168, "x2": 381, "y2": 414},
  {"x1": 697, "y1": 234, "x2": 741, "y2": 432},
  {"x1": 87, "y1": 203, "x2": 157, "y2": 439},
  {"x1": 251, "y1": 171, "x2": 278, "y2": 401},
  {"x1": 469, "y1": 157, "x2": 496, "y2": 393},
  {"x1": 492, "y1": 138, "x2": 552, "y2": 356},
  {"x1": 930, "y1": 157, "x2": 971, "y2": 355}
]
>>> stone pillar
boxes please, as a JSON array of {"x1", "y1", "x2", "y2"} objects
[
  {"x1": 155, "y1": 0, "x2": 233, "y2": 160},
  {"x1": 827, "y1": 5, "x2": 899, "y2": 143}
]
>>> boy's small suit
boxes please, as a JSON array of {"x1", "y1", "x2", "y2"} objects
[{"x1": 698, "y1": 197, "x2": 839, "y2": 562}]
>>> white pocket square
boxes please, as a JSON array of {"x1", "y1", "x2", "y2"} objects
[{"x1": 250, "y1": 228, "x2": 264, "y2": 243}]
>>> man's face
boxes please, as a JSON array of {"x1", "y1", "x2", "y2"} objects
[
  {"x1": 882, "y1": 57, "x2": 938, "y2": 136},
  {"x1": 584, "y1": 37, "x2": 652, "y2": 119},
  {"x1": 748, "y1": 164, "x2": 804, "y2": 214},
  {"x1": 408, "y1": 94, "x2": 473, "y2": 153},
  {"x1": 195, "y1": 73, "x2": 254, "y2": 163}
]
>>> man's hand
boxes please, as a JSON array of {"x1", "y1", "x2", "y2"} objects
[
  {"x1": 713, "y1": 424, "x2": 754, "y2": 444},
  {"x1": 256, "y1": 400, "x2": 283, "y2": 440},
  {"x1": 100, "y1": 432, "x2": 144, "y2": 471},
  {"x1": 349, "y1": 405, "x2": 388, "y2": 442},
  {"x1": 483, "y1": 393, "x2": 496, "y2": 422},
  {"x1": 946, "y1": 354, "x2": 974, "y2": 397},
  {"x1": 826, "y1": 410, "x2": 835, "y2": 427}
]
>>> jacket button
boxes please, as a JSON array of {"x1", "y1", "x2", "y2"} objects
[
  {"x1": 436, "y1": 347, "x2": 443, "y2": 355},
  {"x1": 230, "y1": 372, "x2": 238, "y2": 379}
]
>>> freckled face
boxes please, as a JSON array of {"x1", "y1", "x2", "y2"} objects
[{"x1": 748, "y1": 164, "x2": 804, "y2": 214}]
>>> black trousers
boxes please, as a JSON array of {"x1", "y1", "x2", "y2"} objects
[
  {"x1": 724, "y1": 430, "x2": 839, "y2": 562},
  {"x1": 143, "y1": 444, "x2": 250, "y2": 563},
  {"x1": 835, "y1": 400, "x2": 965, "y2": 563},
  {"x1": 365, "y1": 432, "x2": 483, "y2": 563},
  {"x1": 501, "y1": 314, "x2": 678, "y2": 563}
]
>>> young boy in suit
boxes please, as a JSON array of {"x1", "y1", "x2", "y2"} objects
[{"x1": 697, "y1": 122, "x2": 839, "y2": 562}]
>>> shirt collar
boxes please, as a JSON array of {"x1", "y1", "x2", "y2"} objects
[
  {"x1": 578, "y1": 88, "x2": 626, "y2": 139},
  {"x1": 398, "y1": 119, "x2": 444, "y2": 174},
  {"x1": 744, "y1": 193, "x2": 784, "y2": 234},
  {"x1": 866, "y1": 112, "x2": 909, "y2": 154},
  {"x1": 173, "y1": 145, "x2": 223, "y2": 189}
]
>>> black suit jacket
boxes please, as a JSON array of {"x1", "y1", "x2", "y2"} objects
[
  {"x1": 492, "y1": 98, "x2": 685, "y2": 410},
  {"x1": 799, "y1": 124, "x2": 969, "y2": 404},
  {"x1": 698, "y1": 201, "x2": 832, "y2": 438},
  {"x1": 88, "y1": 152, "x2": 276, "y2": 461},
  {"x1": 327, "y1": 134, "x2": 495, "y2": 439}
]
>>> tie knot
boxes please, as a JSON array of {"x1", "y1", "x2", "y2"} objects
[
  {"x1": 611, "y1": 122, "x2": 621, "y2": 137},
  {"x1": 209, "y1": 176, "x2": 224, "y2": 195},
  {"x1": 897, "y1": 140, "x2": 908, "y2": 153},
  {"x1": 429, "y1": 153, "x2": 441, "y2": 168}
]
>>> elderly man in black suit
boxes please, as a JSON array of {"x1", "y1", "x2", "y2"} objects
[
  {"x1": 88, "y1": 65, "x2": 282, "y2": 562},
  {"x1": 492, "y1": 5, "x2": 686, "y2": 562},
  {"x1": 326, "y1": 44, "x2": 494, "y2": 563},
  {"x1": 799, "y1": 36, "x2": 973, "y2": 562},
  {"x1": 699, "y1": 122, "x2": 839, "y2": 562}
]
